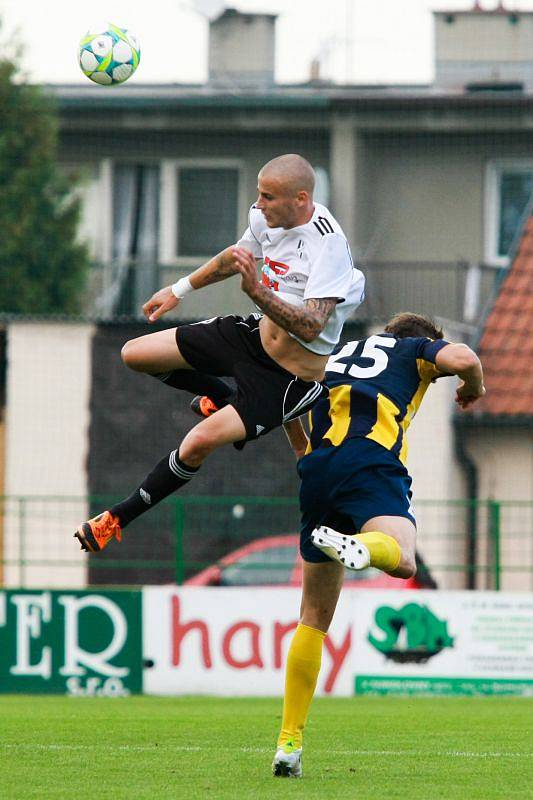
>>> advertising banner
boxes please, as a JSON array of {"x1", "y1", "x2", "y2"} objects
[
  {"x1": 0, "y1": 590, "x2": 143, "y2": 695},
  {"x1": 143, "y1": 586, "x2": 354, "y2": 696},
  {"x1": 352, "y1": 590, "x2": 533, "y2": 696}
]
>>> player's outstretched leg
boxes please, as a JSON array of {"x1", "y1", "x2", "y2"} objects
[
  {"x1": 74, "y1": 406, "x2": 247, "y2": 553},
  {"x1": 74, "y1": 451, "x2": 199, "y2": 553}
]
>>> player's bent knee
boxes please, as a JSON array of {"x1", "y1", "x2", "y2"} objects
[
  {"x1": 179, "y1": 427, "x2": 219, "y2": 463},
  {"x1": 397, "y1": 554, "x2": 417, "y2": 579},
  {"x1": 121, "y1": 339, "x2": 145, "y2": 371}
]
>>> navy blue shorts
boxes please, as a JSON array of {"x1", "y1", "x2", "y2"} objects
[{"x1": 298, "y1": 438, "x2": 416, "y2": 563}]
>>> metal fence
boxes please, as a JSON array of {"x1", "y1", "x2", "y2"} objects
[
  {"x1": 85, "y1": 259, "x2": 500, "y2": 329},
  {"x1": 1, "y1": 496, "x2": 531, "y2": 592}
]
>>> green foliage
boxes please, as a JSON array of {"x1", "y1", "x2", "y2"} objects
[{"x1": 0, "y1": 58, "x2": 89, "y2": 315}]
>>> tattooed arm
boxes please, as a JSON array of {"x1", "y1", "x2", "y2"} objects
[
  {"x1": 250, "y1": 289, "x2": 337, "y2": 343},
  {"x1": 188, "y1": 246, "x2": 242, "y2": 287},
  {"x1": 143, "y1": 246, "x2": 245, "y2": 322},
  {"x1": 232, "y1": 246, "x2": 337, "y2": 342}
]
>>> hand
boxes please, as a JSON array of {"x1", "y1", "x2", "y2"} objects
[
  {"x1": 142, "y1": 286, "x2": 179, "y2": 323},
  {"x1": 232, "y1": 247, "x2": 260, "y2": 298},
  {"x1": 455, "y1": 381, "x2": 486, "y2": 409}
]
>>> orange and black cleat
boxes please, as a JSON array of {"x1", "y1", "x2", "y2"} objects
[
  {"x1": 74, "y1": 510, "x2": 122, "y2": 553},
  {"x1": 190, "y1": 395, "x2": 221, "y2": 418}
]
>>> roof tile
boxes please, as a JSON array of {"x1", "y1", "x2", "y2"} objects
[{"x1": 475, "y1": 214, "x2": 533, "y2": 417}]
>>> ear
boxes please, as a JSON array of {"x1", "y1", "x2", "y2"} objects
[{"x1": 296, "y1": 190, "x2": 309, "y2": 205}]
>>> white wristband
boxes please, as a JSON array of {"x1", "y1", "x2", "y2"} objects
[{"x1": 171, "y1": 276, "x2": 194, "y2": 299}]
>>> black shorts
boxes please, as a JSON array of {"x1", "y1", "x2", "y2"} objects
[{"x1": 176, "y1": 314, "x2": 328, "y2": 443}]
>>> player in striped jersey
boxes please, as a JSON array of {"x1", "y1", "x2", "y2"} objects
[{"x1": 272, "y1": 312, "x2": 485, "y2": 777}]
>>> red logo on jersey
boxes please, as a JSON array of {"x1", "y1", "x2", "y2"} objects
[
  {"x1": 262, "y1": 256, "x2": 290, "y2": 291},
  {"x1": 265, "y1": 257, "x2": 290, "y2": 275}
]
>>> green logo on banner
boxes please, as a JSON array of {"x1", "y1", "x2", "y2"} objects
[
  {"x1": 368, "y1": 602, "x2": 454, "y2": 663},
  {"x1": 0, "y1": 590, "x2": 142, "y2": 695}
]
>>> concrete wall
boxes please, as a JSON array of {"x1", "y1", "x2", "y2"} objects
[
  {"x1": 358, "y1": 131, "x2": 533, "y2": 264},
  {"x1": 436, "y1": 12, "x2": 533, "y2": 64},
  {"x1": 3, "y1": 323, "x2": 93, "y2": 588},
  {"x1": 466, "y1": 427, "x2": 533, "y2": 592}
]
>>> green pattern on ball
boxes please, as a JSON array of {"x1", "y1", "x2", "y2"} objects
[
  {"x1": 96, "y1": 50, "x2": 113, "y2": 72},
  {"x1": 109, "y1": 23, "x2": 130, "y2": 44},
  {"x1": 78, "y1": 23, "x2": 140, "y2": 86}
]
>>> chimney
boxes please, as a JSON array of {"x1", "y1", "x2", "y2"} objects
[
  {"x1": 434, "y1": 6, "x2": 533, "y2": 91},
  {"x1": 208, "y1": 8, "x2": 277, "y2": 87}
]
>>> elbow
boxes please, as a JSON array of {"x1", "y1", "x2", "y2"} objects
[
  {"x1": 438, "y1": 344, "x2": 479, "y2": 374},
  {"x1": 299, "y1": 329, "x2": 319, "y2": 344},
  {"x1": 298, "y1": 317, "x2": 324, "y2": 343}
]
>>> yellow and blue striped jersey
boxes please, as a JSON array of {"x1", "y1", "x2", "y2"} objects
[{"x1": 307, "y1": 334, "x2": 450, "y2": 465}]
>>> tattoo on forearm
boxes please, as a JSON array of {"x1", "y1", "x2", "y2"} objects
[
  {"x1": 201, "y1": 250, "x2": 239, "y2": 285},
  {"x1": 250, "y1": 287, "x2": 337, "y2": 342}
]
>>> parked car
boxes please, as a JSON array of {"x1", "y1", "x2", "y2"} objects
[{"x1": 184, "y1": 534, "x2": 436, "y2": 589}]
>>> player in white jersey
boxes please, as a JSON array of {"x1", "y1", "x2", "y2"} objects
[{"x1": 74, "y1": 154, "x2": 365, "y2": 554}]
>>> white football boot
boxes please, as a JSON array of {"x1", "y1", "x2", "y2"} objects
[
  {"x1": 311, "y1": 525, "x2": 371, "y2": 570},
  {"x1": 272, "y1": 743, "x2": 303, "y2": 778}
]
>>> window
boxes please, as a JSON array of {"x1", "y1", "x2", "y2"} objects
[
  {"x1": 109, "y1": 163, "x2": 160, "y2": 314},
  {"x1": 160, "y1": 160, "x2": 243, "y2": 264},
  {"x1": 486, "y1": 162, "x2": 533, "y2": 265},
  {"x1": 69, "y1": 158, "x2": 244, "y2": 313},
  {"x1": 498, "y1": 172, "x2": 533, "y2": 256},
  {"x1": 178, "y1": 168, "x2": 239, "y2": 256}
]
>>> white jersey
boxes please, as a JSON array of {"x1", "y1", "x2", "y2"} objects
[{"x1": 236, "y1": 203, "x2": 365, "y2": 355}]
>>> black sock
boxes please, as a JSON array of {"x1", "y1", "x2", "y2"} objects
[
  {"x1": 110, "y1": 451, "x2": 200, "y2": 528},
  {"x1": 154, "y1": 369, "x2": 232, "y2": 407}
]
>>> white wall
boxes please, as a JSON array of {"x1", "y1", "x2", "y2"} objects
[
  {"x1": 3, "y1": 322, "x2": 94, "y2": 588},
  {"x1": 467, "y1": 429, "x2": 533, "y2": 593}
]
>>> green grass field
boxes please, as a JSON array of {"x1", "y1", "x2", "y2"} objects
[{"x1": 1, "y1": 695, "x2": 532, "y2": 799}]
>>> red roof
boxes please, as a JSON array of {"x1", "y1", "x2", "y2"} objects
[{"x1": 473, "y1": 216, "x2": 533, "y2": 416}]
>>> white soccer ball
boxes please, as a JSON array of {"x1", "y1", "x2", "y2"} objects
[{"x1": 79, "y1": 23, "x2": 140, "y2": 86}]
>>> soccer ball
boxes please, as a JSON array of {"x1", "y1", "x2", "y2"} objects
[{"x1": 79, "y1": 23, "x2": 140, "y2": 86}]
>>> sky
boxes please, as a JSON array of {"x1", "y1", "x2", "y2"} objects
[{"x1": 2, "y1": 0, "x2": 533, "y2": 86}]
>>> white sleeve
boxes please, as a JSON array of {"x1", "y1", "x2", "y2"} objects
[
  {"x1": 235, "y1": 206, "x2": 263, "y2": 258},
  {"x1": 236, "y1": 226, "x2": 262, "y2": 258},
  {"x1": 304, "y1": 234, "x2": 355, "y2": 301}
]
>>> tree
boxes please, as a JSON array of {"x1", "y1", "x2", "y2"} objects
[{"x1": 0, "y1": 56, "x2": 89, "y2": 315}]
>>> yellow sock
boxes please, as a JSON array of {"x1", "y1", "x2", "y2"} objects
[
  {"x1": 277, "y1": 623, "x2": 326, "y2": 750},
  {"x1": 357, "y1": 531, "x2": 402, "y2": 573}
]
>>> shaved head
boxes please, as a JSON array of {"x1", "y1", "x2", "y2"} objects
[{"x1": 259, "y1": 154, "x2": 315, "y2": 197}]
